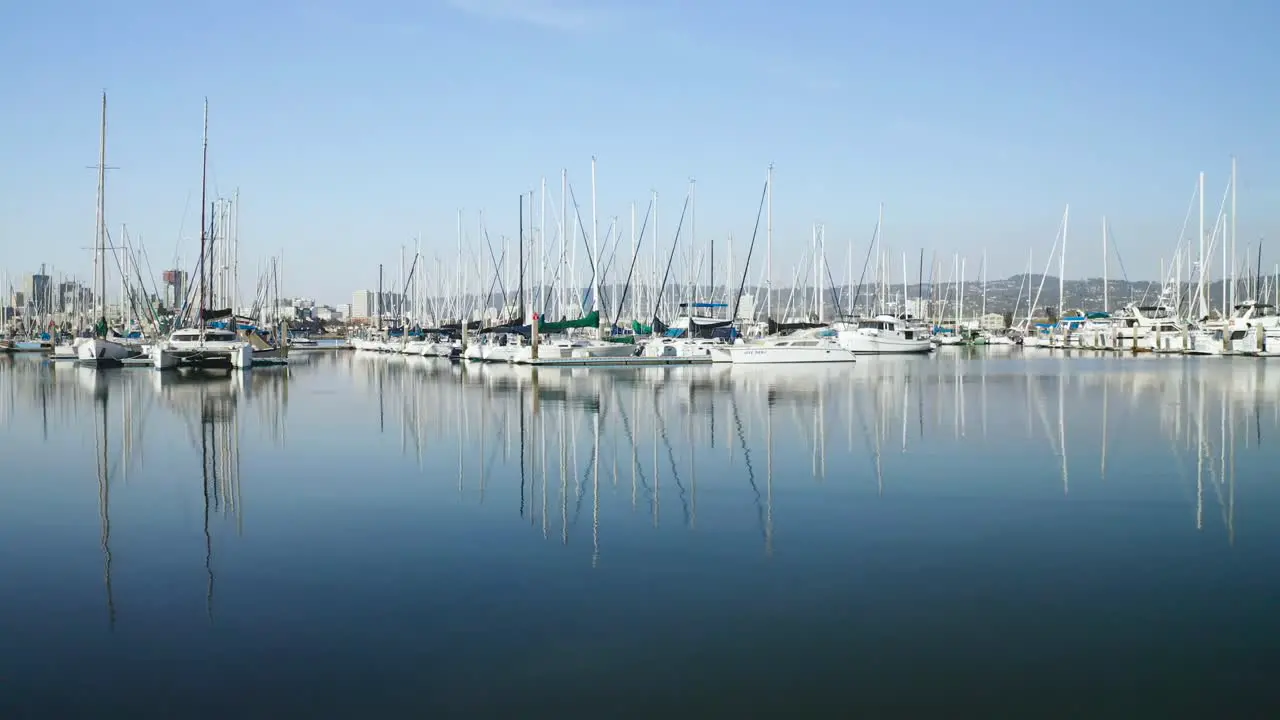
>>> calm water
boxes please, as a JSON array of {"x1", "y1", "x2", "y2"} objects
[{"x1": 2, "y1": 350, "x2": 1279, "y2": 717}]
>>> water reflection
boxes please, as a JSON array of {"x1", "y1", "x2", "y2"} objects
[
  {"x1": 2, "y1": 351, "x2": 1278, "y2": 714},
  {"x1": 341, "y1": 352, "x2": 1272, "y2": 557},
  {"x1": 2, "y1": 353, "x2": 1272, "y2": 566},
  {"x1": 1, "y1": 360, "x2": 293, "y2": 631}
]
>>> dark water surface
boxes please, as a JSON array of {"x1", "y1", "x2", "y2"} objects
[{"x1": 2, "y1": 350, "x2": 1279, "y2": 717}]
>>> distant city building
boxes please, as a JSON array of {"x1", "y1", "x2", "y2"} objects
[
  {"x1": 349, "y1": 292, "x2": 403, "y2": 320},
  {"x1": 335, "y1": 304, "x2": 351, "y2": 319},
  {"x1": 315, "y1": 306, "x2": 343, "y2": 322},
  {"x1": 352, "y1": 290, "x2": 375, "y2": 319},
  {"x1": 56, "y1": 281, "x2": 93, "y2": 314},
  {"x1": 23, "y1": 272, "x2": 51, "y2": 316},
  {"x1": 977, "y1": 313, "x2": 1006, "y2": 331},
  {"x1": 162, "y1": 269, "x2": 188, "y2": 310},
  {"x1": 376, "y1": 292, "x2": 402, "y2": 318}
]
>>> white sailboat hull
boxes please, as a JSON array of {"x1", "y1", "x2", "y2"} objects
[
  {"x1": 727, "y1": 343, "x2": 856, "y2": 364},
  {"x1": 76, "y1": 338, "x2": 134, "y2": 367},
  {"x1": 483, "y1": 344, "x2": 522, "y2": 363},
  {"x1": 53, "y1": 337, "x2": 89, "y2": 360},
  {"x1": 575, "y1": 342, "x2": 636, "y2": 359}
]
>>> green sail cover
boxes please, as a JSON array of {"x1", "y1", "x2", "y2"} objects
[
  {"x1": 632, "y1": 320, "x2": 652, "y2": 335},
  {"x1": 537, "y1": 310, "x2": 600, "y2": 333},
  {"x1": 604, "y1": 335, "x2": 635, "y2": 345}
]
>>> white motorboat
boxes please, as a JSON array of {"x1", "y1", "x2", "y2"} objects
[{"x1": 835, "y1": 315, "x2": 932, "y2": 354}]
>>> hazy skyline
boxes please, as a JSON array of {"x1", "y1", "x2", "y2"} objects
[{"x1": 2, "y1": 0, "x2": 1277, "y2": 304}]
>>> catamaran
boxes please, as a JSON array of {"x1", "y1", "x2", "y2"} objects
[{"x1": 713, "y1": 327, "x2": 856, "y2": 364}]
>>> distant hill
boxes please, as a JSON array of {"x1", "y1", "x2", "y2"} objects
[{"x1": 421, "y1": 274, "x2": 1269, "y2": 323}]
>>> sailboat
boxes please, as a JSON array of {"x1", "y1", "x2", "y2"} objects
[
  {"x1": 79, "y1": 92, "x2": 137, "y2": 368},
  {"x1": 154, "y1": 100, "x2": 253, "y2": 369}
]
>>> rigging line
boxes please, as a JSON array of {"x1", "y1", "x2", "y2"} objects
[
  {"x1": 566, "y1": 183, "x2": 597, "y2": 313},
  {"x1": 610, "y1": 198, "x2": 654, "y2": 329},
  {"x1": 648, "y1": 191, "x2": 692, "y2": 324},
  {"x1": 731, "y1": 177, "x2": 769, "y2": 322},
  {"x1": 730, "y1": 397, "x2": 767, "y2": 543},
  {"x1": 655, "y1": 400, "x2": 690, "y2": 527},
  {"x1": 614, "y1": 389, "x2": 654, "y2": 499},
  {"x1": 849, "y1": 219, "x2": 881, "y2": 317}
]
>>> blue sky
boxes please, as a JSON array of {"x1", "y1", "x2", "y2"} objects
[{"x1": 1, "y1": 0, "x2": 1277, "y2": 304}]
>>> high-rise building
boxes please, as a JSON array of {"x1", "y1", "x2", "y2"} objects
[
  {"x1": 56, "y1": 281, "x2": 93, "y2": 314},
  {"x1": 23, "y1": 272, "x2": 51, "y2": 316},
  {"x1": 352, "y1": 290, "x2": 375, "y2": 319},
  {"x1": 162, "y1": 269, "x2": 188, "y2": 310}
]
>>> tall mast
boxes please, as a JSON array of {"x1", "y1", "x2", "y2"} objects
[
  {"x1": 726, "y1": 232, "x2": 733, "y2": 311},
  {"x1": 232, "y1": 188, "x2": 239, "y2": 313},
  {"x1": 518, "y1": 194, "x2": 525, "y2": 323},
  {"x1": 818, "y1": 225, "x2": 826, "y2": 322},
  {"x1": 1059, "y1": 204, "x2": 1068, "y2": 318},
  {"x1": 812, "y1": 224, "x2": 818, "y2": 319},
  {"x1": 652, "y1": 190, "x2": 659, "y2": 323},
  {"x1": 1198, "y1": 170, "x2": 1205, "y2": 316},
  {"x1": 811, "y1": 225, "x2": 819, "y2": 320},
  {"x1": 95, "y1": 91, "x2": 107, "y2": 330},
  {"x1": 1026, "y1": 248, "x2": 1032, "y2": 325},
  {"x1": 1102, "y1": 216, "x2": 1109, "y2": 314},
  {"x1": 528, "y1": 189, "x2": 534, "y2": 315},
  {"x1": 539, "y1": 179, "x2": 546, "y2": 317},
  {"x1": 875, "y1": 202, "x2": 884, "y2": 316},
  {"x1": 456, "y1": 209, "x2": 463, "y2": 322},
  {"x1": 766, "y1": 164, "x2": 773, "y2": 320},
  {"x1": 630, "y1": 201, "x2": 636, "y2": 319},
  {"x1": 1231, "y1": 156, "x2": 1238, "y2": 306},
  {"x1": 560, "y1": 169, "x2": 568, "y2": 318},
  {"x1": 198, "y1": 98, "x2": 209, "y2": 327},
  {"x1": 916, "y1": 249, "x2": 924, "y2": 320},
  {"x1": 120, "y1": 224, "x2": 127, "y2": 326},
  {"x1": 590, "y1": 157, "x2": 600, "y2": 324}
]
